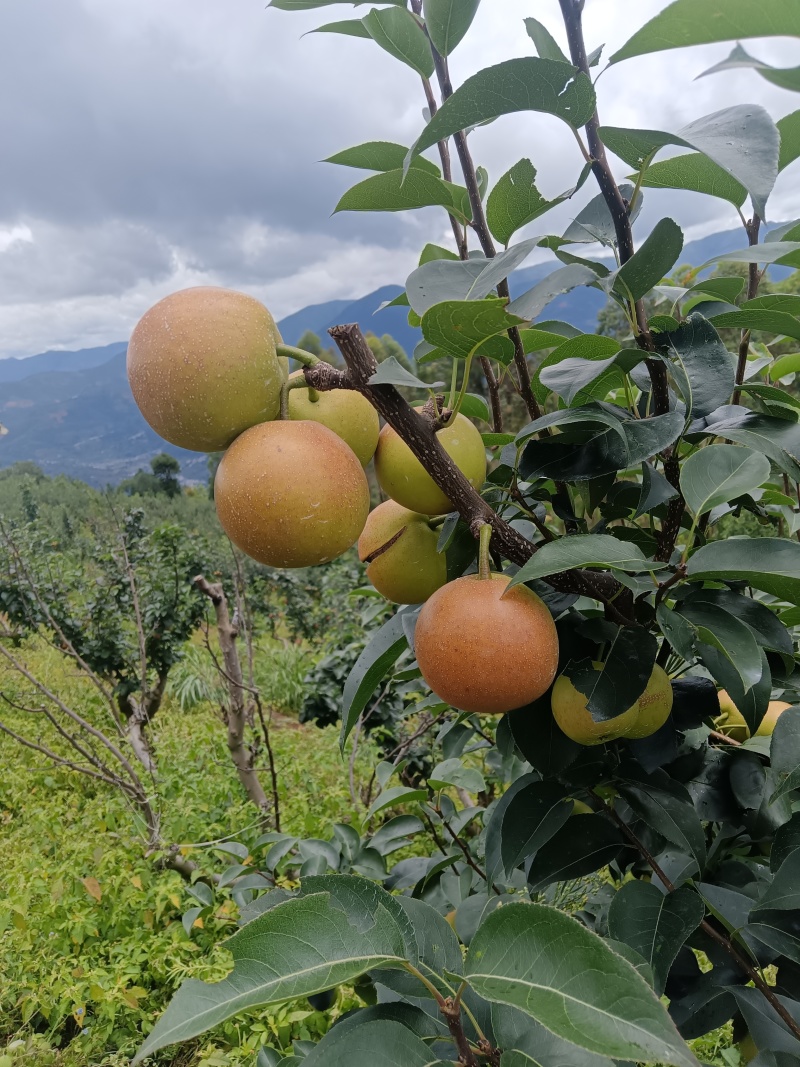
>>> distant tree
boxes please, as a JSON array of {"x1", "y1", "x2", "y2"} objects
[
  {"x1": 296, "y1": 330, "x2": 324, "y2": 356},
  {"x1": 150, "y1": 452, "x2": 181, "y2": 497},
  {"x1": 0, "y1": 461, "x2": 44, "y2": 482}
]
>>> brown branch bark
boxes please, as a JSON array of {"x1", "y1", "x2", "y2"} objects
[
  {"x1": 194, "y1": 575, "x2": 272, "y2": 822},
  {"x1": 312, "y1": 324, "x2": 632, "y2": 617}
]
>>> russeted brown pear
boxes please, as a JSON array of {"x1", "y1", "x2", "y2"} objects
[
  {"x1": 214, "y1": 421, "x2": 370, "y2": 568},
  {"x1": 358, "y1": 500, "x2": 446, "y2": 604},
  {"x1": 414, "y1": 573, "x2": 559, "y2": 715},
  {"x1": 374, "y1": 410, "x2": 487, "y2": 515},
  {"x1": 287, "y1": 371, "x2": 380, "y2": 466},
  {"x1": 127, "y1": 286, "x2": 283, "y2": 452}
]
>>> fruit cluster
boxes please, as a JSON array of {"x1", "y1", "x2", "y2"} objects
[{"x1": 128, "y1": 286, "x2": 671, "y2": 743}]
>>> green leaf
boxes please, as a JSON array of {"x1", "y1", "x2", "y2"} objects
[
  {"x1": 460, "y1": 393, "x2": 491, "y2": 424},
  {"x1": 608, "y1": 881, "x2": 706, "y2": 995},
  {"x1": 493, "y1": 1003, "x2": 614, "y2": 1067},
  {"x1": 374, "y1": 896, "x2": 462, "y2": 998},
  {"x1": 779, "y1": 110, "x2": 800, "y2": 172},
  {"x1": 753, "y1": 851, "x2": 800, "y2": 914},
  {"x1": 411, "y1": 58, "x2": 596, "y2": 160},
  {"x1": 635, "y1": 462, "x2": 679, "y2": 518},
  {"x1": 539, "y1": 353, "x2": 639, "y2": 407},
  {"x1": 421, "y1": 298, "x2": 525, "y2": 359},
  {"x1": 325, "y1": 141, "x2": 439, "y2": 174},
  {"x1": 699, "y1": 42, "x2": 800, "y2": 94},
  {"x1": 368, "y1": 356, "x2": 444, "y2": 389},
  {"x1": 699, "y1": 409, "x2": 800, "y2": 483},
  {"x1": 484, "y1": 776, "x2": 572, "y2": 882},
  {"x1": 507, "y1": 264, "x2": 598, "y2": 321},
  {"x1": 367, "y1": 785, "x2": 428, "y2": 819},
  {"x1": 523, "y1": 17, "x2": 570, "y2": 64},
  {"x1": 464, "y1": 902, "x2": 698, "y2": 1066},
  {"x1": 567, "y1": 628, "x2": 658, "y2": 723},
  {"x1": 406, "y1": 258, "x2": 491, "y2": 316},
  {"x1": 634, "y1": 152, "x2": 747, "y2": 208},
  {"x1": 678, "y1": 601, "x2": 765, "y2": 694},
  {"x1": 534, "y1": 334, "x2": 620, "y2": 403},
  {"x1": 422, "y1": 0, "x2": 480, "y2": 56},
  {"x1": 362, "y1": 7, "x2": 434, "y2": 77},
  {"x1": 563, "y1": 183, "x2": 641, "y2": 246},
  {"x1": 613, "y1": 218, "x2": 684, "y2": 302},
  {"x1": 609, "y1": 0, "x2": 800, "y2": 64},
  {"x1": 700, "y1": 242, "x2": 800, "y2": 270},
  {"x1": 335, "y1": 168, "x2": 456, "y2": 213},
  {"x1": 773, "y1": 813, "x2": 800, "y2": 871},
  {"x1": 680, "y1": 444, "x2": 770, "y2": 517},
  {"x1": 269, "y1": 0, "x2": 405, "y2": 7},
  {"x1": 341, "y1": 612, "x2": 409, "y2": 748},
  {"x1": 600, "y1": 105, "x2": 779, "y2": 220},
  {"x1": 664, "y1": 313, "x2": 735, "y2": 419},
  {"x1": 310, "y1": 18, "x2": 372, "y2": 37},
  {"x1": 710, "y1": 308, "x2": 800, "y2": 341},
  {"x1": 686, "y1": 538, "x2": 800, "y2": 606},
  {"x1": 620, "y1": 783, "x2": 707, "y2": 872},
  {"x1": 486, "y1": 158, "x2": 582, "y2": 246},
  {"x1": 508, "y1": 534, "x2": 664, "y2": 589},
  {"x1": 428, "y1": 757, "x2": 485, "y2": 794},
  {"x1": 132, "y1": 890, "x2": 409, "y2": 1064},
  {"x1": 419, "y1": 242, "x2": 459, "y2": 264},
  {"x1": 302, "y1": 1019, "x2": 436, "y2": 1066},
  {"x1": 769, "y1": 708, "x2": 800, "y2": 803}
]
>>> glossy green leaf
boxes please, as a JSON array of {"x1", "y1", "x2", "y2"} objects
[
  {"x1": 710, "y1": 309, "x2": 800, "y2": 341},
  {"x1": 680, "y1": 444, "x2": 770, "y2": 517},
  {"x1": 368, "y1": 356, "x2": 443, "y2": 390},
  {"x1": 770, "y1": 708, "x2": 800, "y2": 803},
  {"x1": 508, "y1": 534, "x2": 663, "y2": 589},
  {"x1": 600, "y1": 105, "x2": 779, "y2": 220},
  {"x1": 523, "y1": 17, "x2": 569, "y2": 64},
  {"x1": 664, "y1": 313, "x2": 735, "y2": 418},
  {"x1": 302, "y1": 1019, "x2": 436, "y2": 1066},
  {"x1": 686, "y1": 538, "x2": 800, "y2": 607},
  {"x1": 310, "y1": 18, "x2": 372, "y2": 37},
  {"x1": 493, "y1": 1003, "x2": 614, "y2": 1067},
  {"x1": 325, "y1": 141, "x2": 439, "y2": 174},
  {"x1": 678, "y1": 601, "x2": 764, "y2": 694},
  {"x1": 613, "y1": 218, "x2": 684, "y2": 302},
  {"x1": 428, "y1": 757, "x2": 485, "y2": 794},
  {"x1": 132, "y1": 890, "x2": 409, "y2": 1063},
  {"x1": 406, "y1": 258, "x2": 490, "y2": 316},
  {"x1": 412, "y1": 58, "x2": 596, "y2": 159},
  {"x1": 700, "y1": 409, "x2": 800, "y2": 483},
  {"x1": 773, "y1": 814, "x2": 800, "y2": 872},
  {"x1": 634, "y1": 152, "x2": 747, "y2": 207},
  {"x1": 484, "y1": 776, "x2": 572, "y2": 881},
  {"x1": 753, "y1": 851, "x2": 800, "y2": 915},
  {"x1": 486, "y1": 159, "x2": 555, "y2": 246},
  {"x1": 421, "y1": 298, "x2": 524, "y2": 359},
  {"x1": 335, "y1": 168, "x2": 455, "y2": 213},
  {"x1": 422, "y1": 0, "x2": 480, "y2": 56},
  {"x1": 635, "y1": 462, "x2": 679, "y2": 518},
  {"x1": 341, "y1": 612, "x2": 409, "y2": 748},
  {"x1": 779, "y1": 110, "x2": 800, "y2": 172},
  {"x1": 563, "y1": 183, "x2": 642, "y2": 246},
  {"x1": 608, "y1": 881, "x2": 705, "y2": 995},
  {"x1": 366, "y1": 785, "x2": 428, "y2": 819},
  {"x1": 620, "y1": 783, "x2": 706, "y2": 871},
  {"x1": 567, "y1": 627, "x2": 658, "y2": 723},
  {"x1": 700, "y1": 241, "x2": 800, "y2": 269},
  {"x1": 610, "y1": 0, "x2": 800, "y2": 64},
  {"x1": 534, "y1": 334, "x2": 620, "y2": 403},
  {"x1": 464, "y1": 903, "x2": 697, "y2": 1066},
  {"x1": 507, "y1": 264, "x2": 599, "y2": 321},
  {"x1": 362, "y1": 7, "x2": 434, "y2": 77}
]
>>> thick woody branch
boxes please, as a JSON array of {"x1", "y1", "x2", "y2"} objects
[{"x1": 312, "y1": 324, "x2": 630, "y2": 617}]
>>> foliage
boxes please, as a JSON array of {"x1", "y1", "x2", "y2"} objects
[
  {"x1": 138, "y1": 1, "x2": 800, "y2": 1065},
  {"x1": 119, "y1": 454, "x2": 183, "y2": 499},
  {"x1": 0, "y1": 647, "x2": 380, "y2": 1064}
]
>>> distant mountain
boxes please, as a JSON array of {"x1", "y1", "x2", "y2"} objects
[
  {"x1": 0, "y1": 223, "x2": 789, "y2": 485},
  {"x1": 0, "y1": 341, "x2": 127, "y2": 384}
]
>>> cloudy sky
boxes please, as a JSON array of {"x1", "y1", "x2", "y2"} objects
[{"x1": 0, "y1": 0, "x2": 798, "y2": 359}]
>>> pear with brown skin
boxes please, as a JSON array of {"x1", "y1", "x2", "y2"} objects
[
  {"x1": 287, "y1": 371, "x2": 380, "y2": 466},
  {"x1": 127, "y1": 286, "x2": 283, "y2": 452},
  {"x1": 214, "y1": 420, "x2": 370, "y2": 568},
  {"x1": 374, "y1": 409, "x2": 486, "y2": 515},
  {"x1": 414, "y1": 571, "x2": 559, "y2": 715},
  {"x1": 358, "y1": 500, "x2": 446, "y2": 604}
]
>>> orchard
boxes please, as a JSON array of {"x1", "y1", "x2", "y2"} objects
[{"x1": 127, "y1": 1, "x2": 800, "y2": 1065}]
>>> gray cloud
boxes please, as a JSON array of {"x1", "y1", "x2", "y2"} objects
[{"x1": 0, "y1": 0, "x2": 798, "y2": 357}]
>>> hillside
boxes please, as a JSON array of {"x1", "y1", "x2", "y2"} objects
[{"x1": 0, "y1": 225, "x2": 776, "y2": 485}]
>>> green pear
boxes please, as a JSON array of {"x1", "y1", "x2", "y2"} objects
[{"x1": 358, "y1": 500, "x2": 446, "y2": 604}]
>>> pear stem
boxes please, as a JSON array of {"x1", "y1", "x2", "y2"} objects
[
  {"x1": 478, "y1": 523, "x2": 492, "y2": 581},
  {"x1": 279, "y1": 376, "x2": 312, "y2": 421},
  {"x1": 275, "y1": 344, "x2": 321, "y2": 368}
]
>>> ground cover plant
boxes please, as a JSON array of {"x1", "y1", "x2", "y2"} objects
[{"x1": 117, "y1": 2, "x2": 800, "y2": 1065}]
